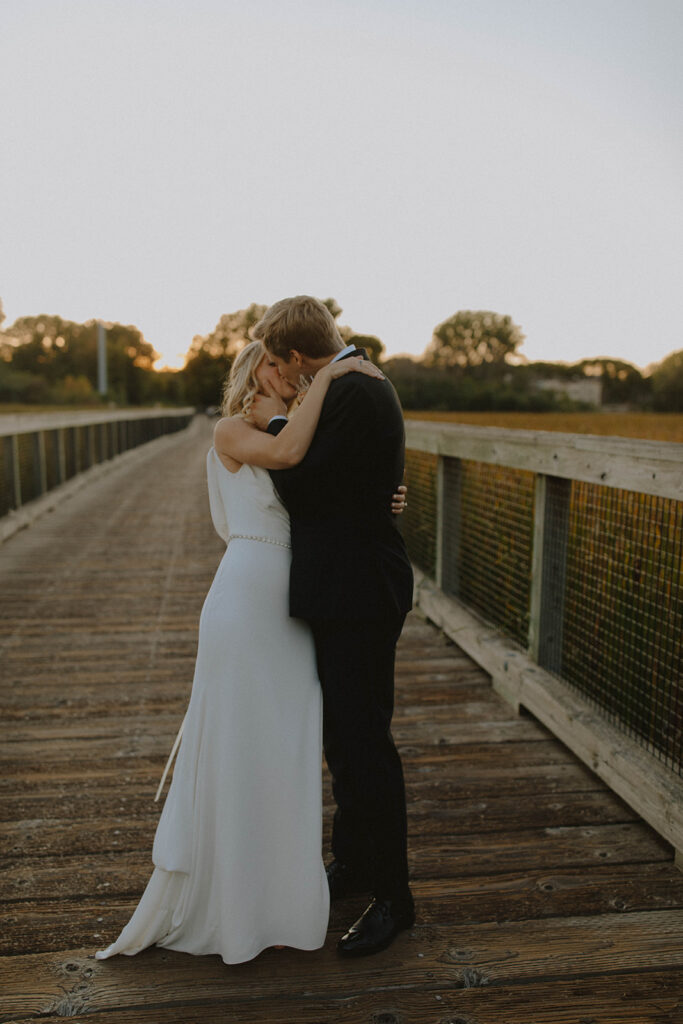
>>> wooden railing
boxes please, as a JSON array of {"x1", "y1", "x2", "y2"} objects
[
  {"x1": 402, "y1": 420, "x2": 683, "y2": 864},
  {"x1": 0, "y1": 408, "x2": 195, "y2": 522}
]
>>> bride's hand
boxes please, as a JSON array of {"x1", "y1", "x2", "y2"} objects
[
  {"x1": 391, "y1": 484, "x2": 408, "y2": 515},
  {"x1": 248, "y1": 381, "x2": 288, "y2": 430},
  {"x1": 324, "y1": 357, "x2": 385, "y2": 382}
]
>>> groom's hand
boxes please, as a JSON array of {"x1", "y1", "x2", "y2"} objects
[{"x1": 249, "y1": 386, "x2": 288, "y2": 431}]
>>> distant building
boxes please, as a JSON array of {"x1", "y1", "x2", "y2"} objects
[{"x1": 534, "y1": 377, "x2": 603, "y2": 406}]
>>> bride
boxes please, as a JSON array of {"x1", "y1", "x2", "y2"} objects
[{"x1": 94, "y1": 340, "x2": 402, "y2": 966}]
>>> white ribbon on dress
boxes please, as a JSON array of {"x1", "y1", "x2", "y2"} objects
[{"x1": 154, "y1": 710, "x2": 187, "y2": 803}]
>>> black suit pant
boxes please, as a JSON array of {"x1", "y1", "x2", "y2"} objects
[{"x1": 310, "y1": 614, "x2": 409, "y2": 900}]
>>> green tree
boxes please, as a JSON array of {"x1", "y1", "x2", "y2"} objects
[
  {"x1": 650, "y1": 349, "x2": 683, "y2": 412},
  {"x1": 2, "y1": 314, "x2": 161, "y2": 405},
  {"x1": 181, "y1": 304, "x2": 268, "y2": 408},
  {"x1": 322, "y1": 297, "x2": 343, "y2": 320},
  {"x1": 576, "y1": 358, "x2": 650, "y2": 406},
  {"x1": 186, "y1": 304, "x2": 268, "y2": 361},
  {"x1": 346, "y1": 333, "x2": 384, "y2": 365},
  {"x1": 425, "y1": 310, "x2": 525, "y2": 376}
]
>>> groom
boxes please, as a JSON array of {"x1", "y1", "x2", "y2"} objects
[{"x1": 250, "y1": 295, "x2": 415, "y2": 957}]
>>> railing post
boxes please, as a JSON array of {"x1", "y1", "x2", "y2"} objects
[
  {"x1": 435, "y1": 455, "x2": 445, "y2": 589},
  {"x1": 32, "y1": 431, "x2": 48, "y2": 497},
  {"x1": 5, "y1": 434, "x2": 22, "y2": 509},
  {"x1": 528, "y1": 474, "x2": 571, "y2": 673}
]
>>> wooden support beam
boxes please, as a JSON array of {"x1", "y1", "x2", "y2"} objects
[{"x1": 528, "y1": 474, "x2": 571, "y2": 671}]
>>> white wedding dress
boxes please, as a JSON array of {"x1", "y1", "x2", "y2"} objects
[{"x1": 95, "y1": 447, "x2": 329, "y2": 965}]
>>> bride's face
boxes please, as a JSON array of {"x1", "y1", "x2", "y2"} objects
[{"x1": 255, "y1": 355, "x2": 298, "y2": 402}]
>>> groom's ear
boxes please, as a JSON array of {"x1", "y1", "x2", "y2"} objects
[{"x1": 288, "y1": 350, "x2": 303, "y2": 368}]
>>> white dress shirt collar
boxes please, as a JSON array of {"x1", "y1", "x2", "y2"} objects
[{"x1": 330, "y1": 344, "x2": 357, "y2": 364}]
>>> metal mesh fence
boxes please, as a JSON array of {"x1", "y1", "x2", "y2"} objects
[
  {"x1": 444, "y1": 459, "x2": 535, "y2": 647},
  {"x1": 64, "y1": 427, "x2": 79, "y2": 479},
  {"x1": 44, "y1": 429, "x2": 61, "y2": 490},
  {"x1": 401, "y1": 450, "x2": 438, "y2": 578},
  {"x1": 17, "y1": 433, "x2": 39, "y2": 505},
  {"x1": 0, "y1": 440, "x2": 15, "y2": 517},
  {"x1": 561, "y1": 482, "x2": 683, "y2": 772}
]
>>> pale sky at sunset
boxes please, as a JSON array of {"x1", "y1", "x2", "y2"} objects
[{"x1": 1, "y1": 0, "x2": 682, "y2": 370}]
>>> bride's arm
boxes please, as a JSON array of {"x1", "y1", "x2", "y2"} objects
[{"x1": 214, "y1": 358, "x2": 383, "y2": 471}]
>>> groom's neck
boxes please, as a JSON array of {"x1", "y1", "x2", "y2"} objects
[{"x1": 303, "y1": 347, "x2": 345, "y2": 377}]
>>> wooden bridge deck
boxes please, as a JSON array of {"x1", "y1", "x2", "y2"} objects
[{"x1": 1, "y1": 416, "x2": 682, "y2": 1024}]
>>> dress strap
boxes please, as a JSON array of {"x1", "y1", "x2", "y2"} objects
[{"x1": 154, "y1": 711, "x2": 187, "y2": 803}]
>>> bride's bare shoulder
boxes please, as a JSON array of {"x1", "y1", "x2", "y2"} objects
[{"x1": 213, "y1": 415, "x2": 251, "y2": 445}]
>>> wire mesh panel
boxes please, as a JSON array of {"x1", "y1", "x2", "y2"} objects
[
  {"x1": 17, "y1": 433, "x2": 40, "y2": 505},
  {"x1": 0, "y1": 438, "x2": 18, "y2": 516},
  {"x1": 77, "y1": 426, "x2": 91, "y2": 469},
  {"x1": 402, "y1": 450, "x2": 438, "y2": 578},
  {"x1": 44, "y1": 430, "x2": 61, "y2": 490},
  {"x1": 562, "y1": 482, "x2": 683, "y2": 772},
  {"x1": 64, "y1": 427, "x2": 79, "y2": 479},
  {"x1": 445, "y1": 460, "x2": 535, "y2": 647}
]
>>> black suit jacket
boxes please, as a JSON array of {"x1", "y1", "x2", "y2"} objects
[{"x1": 267, "y1": 350, "x2": 413, "y2": 622}]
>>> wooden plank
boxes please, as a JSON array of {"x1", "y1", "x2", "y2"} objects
[
  {"x1": 4, "y1": 974, "x2": 681, "y2": 1024},
  {"x1": 0, "y1": 717, "x2": 550, "y2": 764},
  {"x1": 2, "y1": 824, "x2": 673, "y2": 907},
  {"x1": 0, "y1": 788, "x2": 638, "y2": 862},
  {"x1": 5, "y1": 696, "x2": 535, "y2": 741},
  {"x1": 2, "y1": 911, "x2": 683, "y2": 1016},
  {"x1": 0, "y1": 760, "x2": 608, "y2": 824},
  {"x1": 6, "y1": 862, "x2": 683, "y2": 956},
  {"x1": 4, "y1": 975, "x2": 682, "y2": 1024},
  {"x1": 8, "y1": 771, "x2": 616, "y2": 830}
]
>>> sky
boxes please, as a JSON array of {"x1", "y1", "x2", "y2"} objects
[{"x1": 1, "y1": 0, "x2": 682, "y2": 371}]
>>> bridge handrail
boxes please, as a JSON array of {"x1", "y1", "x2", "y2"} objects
[
  {"x1": 405, "y1": 420, "x2": 683, "y2": 501},
  {"x1": 0, "y1": 406, "x2": 196, "y2": 437}
]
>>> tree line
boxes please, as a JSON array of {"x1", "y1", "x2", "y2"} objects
[{"x1": 0, "y1": 298, "x2": 680, "y2": 412}]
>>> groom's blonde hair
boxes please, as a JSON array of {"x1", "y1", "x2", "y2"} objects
[{"x1": 252, "y1": 296, "x2": 344, "y2": 361}]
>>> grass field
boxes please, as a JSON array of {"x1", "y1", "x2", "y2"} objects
[{"x1": 404, "y1": 410, "x2": 683, "y2": 443}]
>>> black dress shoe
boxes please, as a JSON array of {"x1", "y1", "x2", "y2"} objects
[
  {"x1": 337, "y1": 894, "x2": 415, "y2": 957},
  {"x1": 325, "y1": 860, "x2": 373, "y2": 902}
]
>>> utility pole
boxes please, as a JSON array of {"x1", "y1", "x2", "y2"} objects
[{"x1": 97, "y1": 320, "x2": 107, "y2": 396}]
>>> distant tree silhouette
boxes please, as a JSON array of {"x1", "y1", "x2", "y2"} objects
[
  {"x1": 425, "y1": 310, "x2": 524, "y2": 376},
  {"x1": 650, "y1": 349, "x2": 683, "y2": 411}
]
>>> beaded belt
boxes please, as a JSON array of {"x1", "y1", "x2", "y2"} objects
[{"x1": 228, "y1": 533, "x2": 291, "y2": 549}]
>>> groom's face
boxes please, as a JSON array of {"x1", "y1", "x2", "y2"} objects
[{"x1": 266, "y1": 349, "x2": 304, "y2": 388}]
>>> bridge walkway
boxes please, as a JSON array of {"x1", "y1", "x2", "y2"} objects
[{"x1": 1, "y1": 416, "x2": 682, "y2": 1023}]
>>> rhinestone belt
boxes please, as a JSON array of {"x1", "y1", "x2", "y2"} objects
[{"x1": 228, "y1": 533, "x2": 291, "y2": 549}]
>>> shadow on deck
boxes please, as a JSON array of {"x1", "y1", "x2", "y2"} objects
[{"x1": 1, "y1": 416, "x2": 682, "y2": 1023}]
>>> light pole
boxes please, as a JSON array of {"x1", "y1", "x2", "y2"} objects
[{"x1": 97, "y1": 320, "x2": 107, "y2": 396}]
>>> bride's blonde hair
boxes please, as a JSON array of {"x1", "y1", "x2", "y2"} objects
[{"x1": 220, "y1": 340, "x2": 264, "y2": 418}]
